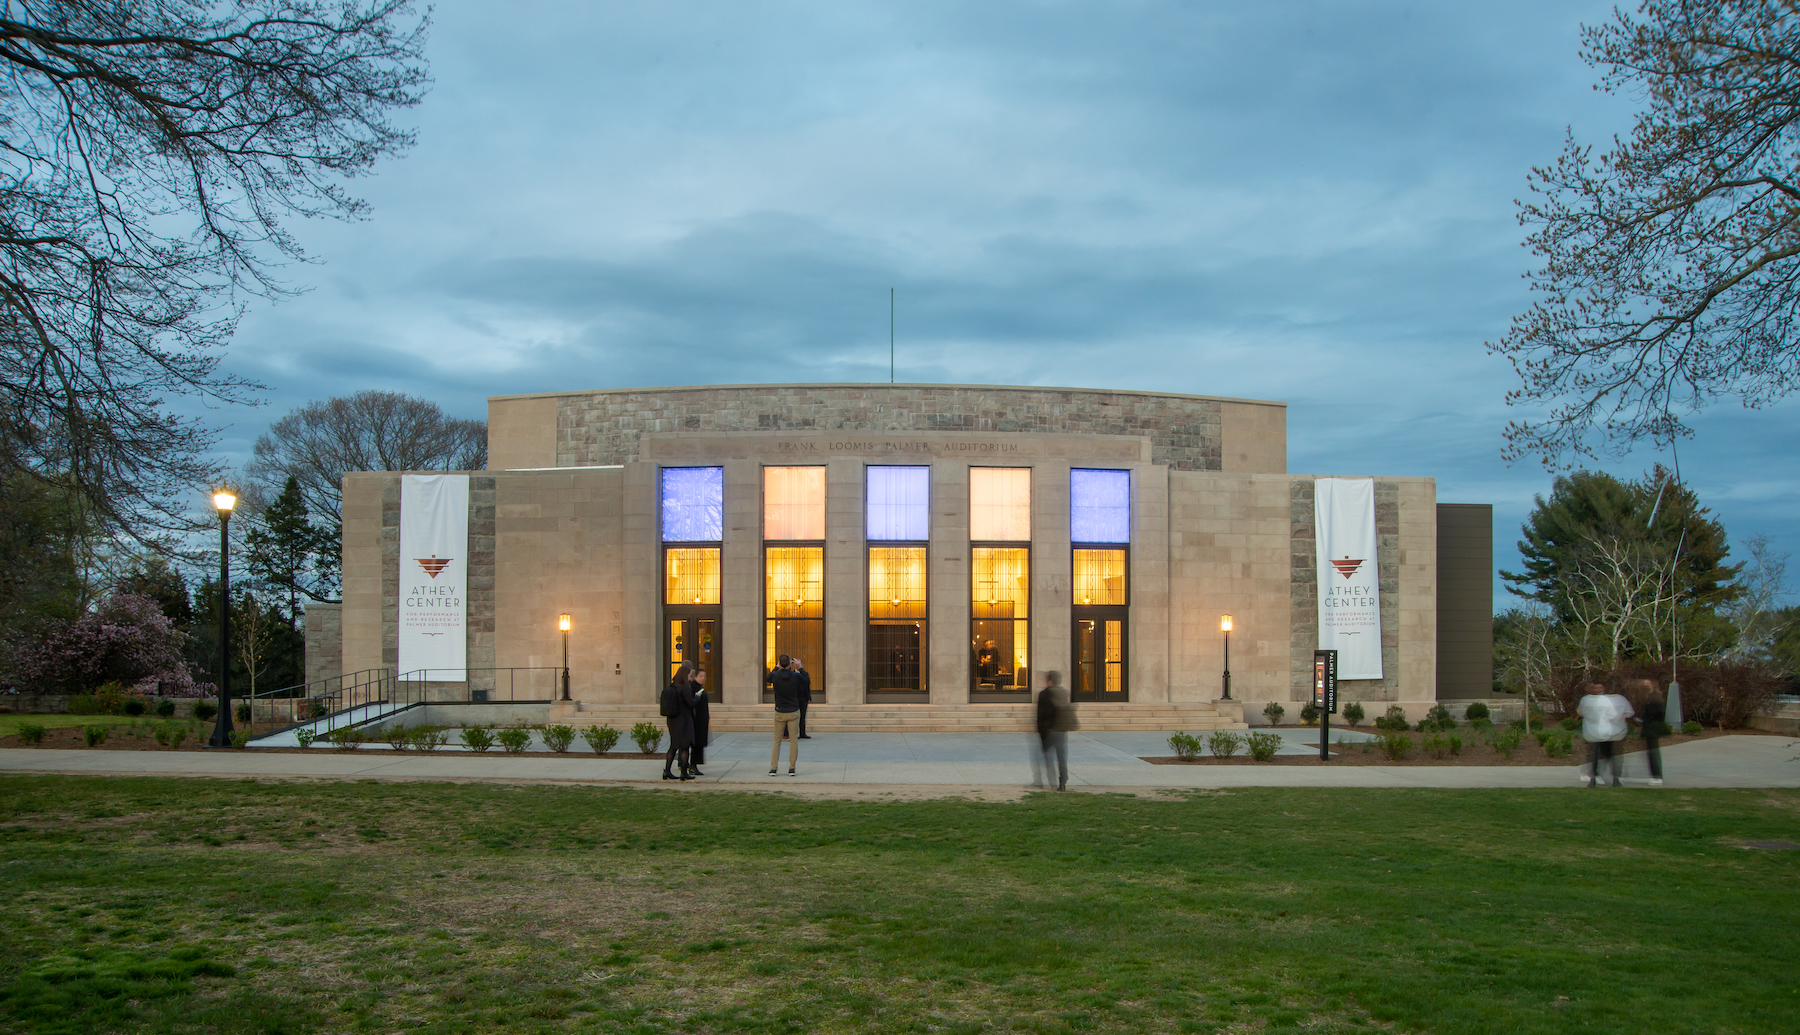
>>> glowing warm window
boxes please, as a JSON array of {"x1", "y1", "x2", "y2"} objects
[
  {"x1": 661, "y1": 467, "x2": 723, "y2": 542},
  {"x1": 665, "y1": 548, "x2": 720, "y2": 605},
  {"x1": 969, "y1": 468, "x2": 1031, "y2": 541},
  {"x1": 972, "y1": 547, "x2": 1030, "y2": 617},
  {"x1": 869, "y1": 546, "x2": 927, "y2": 619},
  {"x1": 764, "y1": 467, "x2": 826, "y2": 540},
  {"x1": 1071, "y1": 469, "x2": 1130, "y2": 544},
  {"x1": 868, "y1": 466, "x2": 930, "y2": 540},
  {"x1": 1073, "y1": 549, "x2": 1127, "y2": 605},
  {"x1": 765, "y1": 546, "x2": 823, "y2": 619}
]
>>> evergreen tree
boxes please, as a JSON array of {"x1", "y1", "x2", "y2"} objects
[
  {"x1": 116, "y1": 556, "x2": 194, "y2": 629},
  {"x1": 247, "y1": 476, "x2": 334, "y2": 621}
]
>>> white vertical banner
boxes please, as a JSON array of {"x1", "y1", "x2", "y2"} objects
[
  {"x1": 399, "y1": 474, "x2": 469, "y2": 679},
  {"x1": 1314, "y1": 478, "x2": 1383, "y2": 679}
]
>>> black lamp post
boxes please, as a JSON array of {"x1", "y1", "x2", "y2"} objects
[
  {"x1": 559, "y1": 613, "x2": 572, "y2": 701},
  {"x1": 207, "y1": 490, "x2": 236, "y2": 747},
  {"x1": 1220, "y1": 614, "x2": 1233, "y2": 700}
]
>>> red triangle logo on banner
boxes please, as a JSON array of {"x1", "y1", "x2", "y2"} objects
[
  {"x1": 416, "y1": 555, "x2": 452, "y2": 579},
  {"x1": 1330, "y1": 556, "x2": 1363, "y2": 579}
]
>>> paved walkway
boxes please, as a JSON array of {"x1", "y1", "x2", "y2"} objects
[{"x1": 1, "y1": 730, "x2": 1795, "y2": 790}]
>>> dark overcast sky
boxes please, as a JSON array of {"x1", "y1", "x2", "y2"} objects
[{"x1": 206, "y1": 0, "x2": 1799, "y2": 603}]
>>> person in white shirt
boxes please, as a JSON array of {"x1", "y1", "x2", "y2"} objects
[{"x1": 1576, "y1": 682, "x2": 1631, "y2": 787}]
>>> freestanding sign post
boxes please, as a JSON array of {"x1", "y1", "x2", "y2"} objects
[{"x1": 1313, "y1": 649, "x2": 1338, "y2": 762}]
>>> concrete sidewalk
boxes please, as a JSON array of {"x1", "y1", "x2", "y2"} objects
[{"x1": 1, "y1": 731, "x2": 1795, "y2": 790}]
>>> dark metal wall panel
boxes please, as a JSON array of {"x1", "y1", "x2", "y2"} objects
[{"x1": 1436, "y1": 504, "x2": 1493, "y2": 699}]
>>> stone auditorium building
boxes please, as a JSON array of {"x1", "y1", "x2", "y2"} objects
[{"x1": 324, "y1": 383, "x2": 1492, "y2": 731}]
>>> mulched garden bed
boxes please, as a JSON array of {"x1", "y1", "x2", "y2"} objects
[{"x1": 1144, "y1": 727, "x2": 1751, "y2": 766}]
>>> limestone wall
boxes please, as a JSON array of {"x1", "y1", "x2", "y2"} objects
[{"x1": 487, "y1": 383, "x2": 1289, "y2": 475}]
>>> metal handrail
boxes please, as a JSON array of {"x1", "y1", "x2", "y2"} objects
[{"x1": 247, "y1": 666, "x2": 562, "y2": 738}]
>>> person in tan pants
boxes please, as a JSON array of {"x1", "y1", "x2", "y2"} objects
[{"x1": 767, "y1": 654, "x2": 802, "y2": 775}]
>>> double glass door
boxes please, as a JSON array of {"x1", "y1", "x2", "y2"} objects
[
  {"x1": 1072, "y1": 607, "x2": 1127, "y2": 701},
  {"x1": 666, "y1": 611, "x2": 720, "y2": 693}
]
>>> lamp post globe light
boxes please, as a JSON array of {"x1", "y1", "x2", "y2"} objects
[
  {"x1": 1220, "y1": 614, "x2": 1233, "y2": 701},
  {"x1": 559, "y1": 613, "x2": 572, "y2": 701},
  {"x1": 208, "y1": 490, "x2": 236, "y2": 747}
]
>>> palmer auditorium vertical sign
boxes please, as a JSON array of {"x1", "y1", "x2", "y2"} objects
[
  {"x1": 399, "y1": 474, "x2": 469, "y2": 678},
  {"x1": 1314, "y1": 478, "x2": 1383, "y2": 680}
]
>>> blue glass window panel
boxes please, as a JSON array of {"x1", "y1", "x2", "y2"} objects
[
  {"x1": 867, "y1": 466, "x2": 930, "y2": 540},
  {"x1": 661, "y1": 467, "x2": 724, "y2": 542},
  {"x1": 1070, "y1": 469, "x2": 1130, "y2": 543}
]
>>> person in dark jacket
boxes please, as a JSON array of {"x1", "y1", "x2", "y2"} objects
[
  {"x1": 688, "y1": 667, "x2": 711, "y2": 774},
  {"x1": 767, "y1": 655, "x2": 802, "y2": 775},
  {"x1": 1637, "y1": 689, "x2": 1666, "y2": 786},
  {"x1": 793, "y1": 657, "x2": 813, "y2": 739},
  {"x1": 661, "y1": 664, "x2": 702, "y2": 781},
  {"x1": 1030, "y1": 671, "x2": 1076, "y2": 791}
]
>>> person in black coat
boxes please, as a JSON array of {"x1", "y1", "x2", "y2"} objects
[
  {"x1": 794, "y1": 657, "x2": 813, "y2": 739},
  {"x1": 689, "y1": 667, "x2": 712, "y2": 773},
  {"x1": 661, "y1": 664, "x2": 702, "y2": 781}
]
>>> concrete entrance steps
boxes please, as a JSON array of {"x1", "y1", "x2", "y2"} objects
[{"x1": 548, "y1": 700, "x2": 1247, "y2": 733}]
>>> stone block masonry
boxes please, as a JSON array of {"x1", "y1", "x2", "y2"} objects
[{"x1": 548, "y1": 384, "x2": 1234, "y2": 472}]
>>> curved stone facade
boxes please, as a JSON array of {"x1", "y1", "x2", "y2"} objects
[{"x1": 488, "y1": 383, "x2": 1289, "y2": 475}]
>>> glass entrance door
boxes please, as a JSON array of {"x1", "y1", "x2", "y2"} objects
[
  {"x1": 666, "y1": 612, "x2": 720, "y2": 693},
  {"x1": 1072, "y1": 607, "x2": 1127, "y2": 702}
]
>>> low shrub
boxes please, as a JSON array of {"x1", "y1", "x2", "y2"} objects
[
  {"x1": 1422, "y1": 734, "x2": 1449, "y2": 759},
  {"x1": 1378, "y1": 732, "x2": 1413, "y2": 760},
  {"x1": 1491, "y1": 726, "x2": 1523, "y2": 758},
  {"x1": 1300, "y1": 701, "x2": 1319, "y2": 726},
  {"x1": 1343, "y1": 701, "x2": 1365, "y2": 726},
  {"x1": 1207, "y1": 731, "x2": 1244, "y2": 758},
  {"x1": 1559, "y1": 716, "x2": 1581, "y2": 731},
  {"x1": 193, "y1": 701, "x2": 217, "y2": 722},
  {"x1": 1533, "y1": 728, "x2": 1554, "y2": 748},
  {"x1": 328, "y1": 727, "x2": 363, "y2": 751},
  {"x1": 462, "y1": 725, "x2": 496, "y2": 752},
  {"x1": 1645, "y1": 720, "x2": 1673, "y2": 738},
  {"x1": 1507, "y1": 717, "x2": 1528, "y2": 732},
  {"x1": 123, "y1": 699, "x2": 147, "y2": 716},
  {"x1": 496, "y1": 726, "x2": 532, "y2": 754},
  {"x1": 543, "y1": 725, "x2": 576, "y2": 753},
  {"x1": 229, "y1": 729, "x2": 252, "y2": 749},
  {"x1": 1168, "y1": 731, "x2": 1201, "y2": 760},
  {"x1": 234, "y1": 702, "x2": 251, "y2": 723},
  {"x1": 383, "y1": 724, "x2": 411, "y2": 751},
  {"x1": 630, "y1": 722, "x2": 663, "y2": 754},
  {"x1": 1374, "y1": 705, "x2": 1410, "y2": 731},
  {"x1": 84, "y1": 725, "x2": 109, "y2": 747},
  {"x1": 1469, "y1": 716, "x2": 1493, "y2": 733},
  {"x1": 1463, "y1": 701, "x2": 1489, "y2": 723},
  {"x1": 1262, "y1": 702, "x2": 1286, "y2": 726},
  {"x1": 152, "y1": 724, "x2": 170, "y2": 746},
  {"x1": 67, "y1": 694, "x2": 101, "y2": 715},
  {"x1": 295, "y1": 727, "x2": 318, "y2": 749},
  {"x1": 1448, "y1": 733, "x2": 1463, "y2": 756},
  {"x1": 1542, "y1": 729, "x2": 1574, "y2": 758},
  {"x1": 16, "y1": 721, "x2": 46, "y2": 745},
  {"x1": 581, "y1": 725, "x2": 621, "y2": 754},
  {"x1": 167, "y1": 726, "x2": 187, "y2": 749},
  {"x1": 154, "y1": 699, "x2": 176, "y2": 717},
  {"x1": 1682, "y1": 720, "x2": 1704, "y2": 735},
  {"x1": 1246, "y1": 731, "x2": 1282, "y2": 762},
  {"x1": 1420, "y1": 703, "x2": 1454, "y2": 732},
  {"x1": 416, "y1": 726, "x2": 450, "y2": 751}
]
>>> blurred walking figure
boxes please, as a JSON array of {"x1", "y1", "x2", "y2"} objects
[
  {"x1": 767, "y1": 654, "x2": 802, "y2": 776},
  {"x1": 1030, "y1": 671, "x2": 1076, "y2": 791},
  {"x1": 1577, "y1": 681, "x2": 1629, "y2": 787},
  {"x1": 689, "y1": 667, "x2": 711, "y2": 775},
  {"x1": 661, "y1": 664, "x2": 703, "y2": 781},
  {"x1": 794, "y1": 657, "x2": 814, "y2": 739},
  {"x1": 1637, "y1": 688, "x2": 1666, "y2": 786}
]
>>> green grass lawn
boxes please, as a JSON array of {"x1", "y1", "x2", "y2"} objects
[{"x1": 0, "y1": 777, "x2": 1793, "y2": 1035}]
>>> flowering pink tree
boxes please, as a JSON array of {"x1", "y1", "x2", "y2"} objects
[{"x1": 8, "y1": 594, "x2": 203, "y2": 696}]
